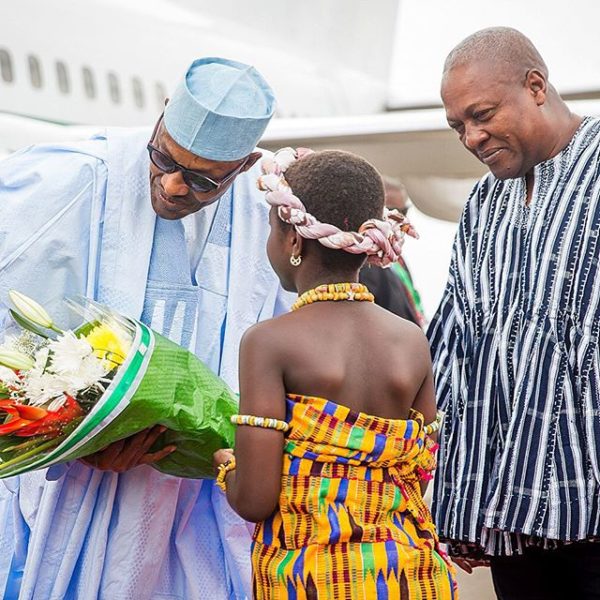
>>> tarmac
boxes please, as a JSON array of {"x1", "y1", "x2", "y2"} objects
[
  {"x1": 455, "y1": 567, "x2": 495, "y2": 599},
  {"x1": 423, "y1": 489, "x2": 496, "y2": 599}
]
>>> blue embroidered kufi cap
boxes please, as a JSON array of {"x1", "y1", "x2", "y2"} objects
[{"x1": 164, "y1": 57, "x2": 275, "y2": 161}]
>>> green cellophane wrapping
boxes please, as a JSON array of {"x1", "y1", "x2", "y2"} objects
[
  {"x1": 68, "y1": 331, "x2": 238, "y2": 479},
  {"x1": 0, "y1": 327, "x2": 238, "y2": 480}
]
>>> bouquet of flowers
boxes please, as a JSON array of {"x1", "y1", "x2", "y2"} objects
[{"x1": 0, "y1": 291, "x2": 238, "y2": 479}]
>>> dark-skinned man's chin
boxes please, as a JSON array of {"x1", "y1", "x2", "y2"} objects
[
  {"x1": 151, "y1": 189, "x2": 206, "y2": 218},
  {"x1": 151, "y1": 198, "x2": 192, "y2": 220},
  {"x1": 488, "y1": 162, "x2": 523, "y2": 181}
]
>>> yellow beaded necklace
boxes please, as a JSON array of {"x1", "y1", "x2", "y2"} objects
[{"x1": 291, "y1": 283, "x2": 374, "y2": 311}]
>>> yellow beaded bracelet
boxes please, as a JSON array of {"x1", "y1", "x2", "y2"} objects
[
  {"x1": 216, "y1": 457, "x2": 236, "y2": 492},
  {"x1": 424, "y1": 410, "x2": 444, "y2": 436},
  {"x1": 231, "y1": 414, "x2": 290, "y2": 432}
]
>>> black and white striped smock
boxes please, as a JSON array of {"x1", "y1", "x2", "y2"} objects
[{"x1": 428, "y1": 116, "x2": 600, "y2": 556}]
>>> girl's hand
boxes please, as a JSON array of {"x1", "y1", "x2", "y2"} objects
[{"x1": 213, "y1": 448, "x2": 235, "y2": 475}]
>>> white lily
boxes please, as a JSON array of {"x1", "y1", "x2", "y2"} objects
[
  {"x1": 0, "y1": 348, "x2": 35, "y2": 371},
  {"x1": 8, "y1": 290, "x2": 61, "y2": 332}
]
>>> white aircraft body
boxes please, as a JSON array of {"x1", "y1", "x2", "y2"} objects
[{"x1": 2, "y1": 0, "x2": 600, "y2": 317}]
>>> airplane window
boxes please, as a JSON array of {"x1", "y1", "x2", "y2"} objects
[
  {"x1": 108, "y1": 72, "x2": 121, "y2": 104},
  {"x1": 0, "y1": 48, "x2": 13, "y2": 83},
  {"x1": 82, "y1": 67, "x2": 96, "y2": 99},
  {"x1": 132, "y1": 77, "x2": 144, "y2": 108},
  {"x1": 56, "y1": 61, "x2": 69, "y2": 94},
  {"x1": 155, "y1": 82, "x2": 167, "y2": 110},
  {"x1": 28, "y1": 55, "x2": 43, "y2": 88}
]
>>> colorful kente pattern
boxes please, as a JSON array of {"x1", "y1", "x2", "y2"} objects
[{"x1": 251, "y1": 394, "x2": 458, "y2": 599}]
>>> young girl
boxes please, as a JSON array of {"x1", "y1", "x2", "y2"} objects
[{"x1": 213, "y1": 149, "x2": 457, "y2": 599}]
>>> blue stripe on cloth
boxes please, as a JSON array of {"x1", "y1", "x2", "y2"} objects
[
  {"x1": 327, "y1": 504, "x2": 341, "y2": 544},
  {"x1": 288, "y1": 457, "x2": 300, "y2": 476},
  {"x1": 292, "y1": 546, "x2": 306, "y2": 585},
  {"x1": 335, "y1": 478, "x2": 349, "y2": 504},
  {"x1": 262, "y1": 517, "x2": 273, "y2": 545}
]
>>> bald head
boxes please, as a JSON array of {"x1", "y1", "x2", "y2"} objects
[
  {"x1": 439, "y1": 27, "x2": 581, "y2": 180},
  {"x1": 444, "y1": 27, "x2": 548, "y2": 83}
]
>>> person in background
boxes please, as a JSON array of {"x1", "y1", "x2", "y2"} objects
[
  {"x1": 428, "y1": 26, "x2": 600, "y2": 600},
  {"x1": 0, "y1": 57, "x2": 290, "y2": 600},
  {"x1": 360, "y1": 176, "x2": 426, "y2": 325},
  {"x1": 214, "y1": 148, "x2": 457, "y2": 599}
]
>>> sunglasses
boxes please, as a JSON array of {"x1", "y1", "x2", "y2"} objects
[{"x1": 147, "y1": 114, "x2": 248, "y2": 193}]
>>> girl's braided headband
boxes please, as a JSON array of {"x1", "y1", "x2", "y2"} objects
[{"x1": 256, "y1": 147, "x2": 418, "y2": 268}]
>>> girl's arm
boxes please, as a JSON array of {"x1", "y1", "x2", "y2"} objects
[
  {"x1": 218, "y1": 323, "x2": 287, "y2": 522},
  {"x1": 410, "y1": 334, "x2": 439, "y2": 496}
]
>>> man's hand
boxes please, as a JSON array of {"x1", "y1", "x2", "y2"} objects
[
  {"x1": 451, "y1": 556, "x2": 490, "y2": 574},
  {"x1": 80, "y1": 425, "x2": 176, "y2": 472}
]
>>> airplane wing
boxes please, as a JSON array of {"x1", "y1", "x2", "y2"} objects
[
  {"x1": 262, "y1": 98, "x2": 600, "y2": 222},
  {"x1": 262, "y1": 109, "x2": 484, "y2": 222},
  {"x1": 2, "y1": 97, "x2": 599, "y2": 223}
]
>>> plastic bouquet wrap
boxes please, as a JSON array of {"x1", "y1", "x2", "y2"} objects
[{"x1": 0, "y1": 291, "x2": 238, "y2": 479}]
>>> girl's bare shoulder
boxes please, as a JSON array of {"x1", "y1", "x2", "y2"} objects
[{"x1": 240, "y1": 312, "x2": 299, "y2": 354}]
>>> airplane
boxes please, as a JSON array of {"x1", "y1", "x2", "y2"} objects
[
  {"x1": 4, "y1": 0, "x2": 600, "y2": 221},
  {"x1": 0, "y1": 0, "x2": 481, "y2": 222},
  {"x1": 2, "y1": 0, "x2": 600, "y2": 313}
]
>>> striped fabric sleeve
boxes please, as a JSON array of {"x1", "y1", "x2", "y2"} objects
[{"x1": 427, "y1": 178, "x2": 486, "y2": 410}]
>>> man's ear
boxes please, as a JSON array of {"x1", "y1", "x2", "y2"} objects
[
  {"x1": 526, "y1": 69, "x2": 547, "y2": 106},
  {"x1": 242, "y1": 152, "x2": 263, "y2": 172}
]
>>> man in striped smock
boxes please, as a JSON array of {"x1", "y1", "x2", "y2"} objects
[{"x1": 428, "y1": 27, "x2": 600, "y2": 599}]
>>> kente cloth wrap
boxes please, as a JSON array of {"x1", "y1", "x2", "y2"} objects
[{"x1": 251, "y1": 394, "x2": 457, "y2": 599}]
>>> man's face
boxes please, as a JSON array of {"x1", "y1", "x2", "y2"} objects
[
  {"x1": 442, "y1": 63, "x2": 545, "y2": 179},
  {"x1": 149, "y1": 122, "x2": 259, "y2": 220}
]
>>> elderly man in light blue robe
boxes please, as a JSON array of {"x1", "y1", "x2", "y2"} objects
[{"x1": 0, "y1": 57, "x2": 291, "y2": 600}]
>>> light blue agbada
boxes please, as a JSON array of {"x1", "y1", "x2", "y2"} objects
[{"x1": 0, "y1": 128, "x2": 291, "y2": 600}]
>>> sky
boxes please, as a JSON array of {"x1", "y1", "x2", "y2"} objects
[{"x1": 389, "y1": 0, "x2": 600, "y2": 107}]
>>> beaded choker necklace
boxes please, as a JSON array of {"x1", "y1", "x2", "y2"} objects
[{"x1": 291, "y1": 283, "x2": 374, "y2": 311}]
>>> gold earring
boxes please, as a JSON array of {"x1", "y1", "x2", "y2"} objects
[{"x1": 290, "y1": 254, "x2": 302, "y2": 267}]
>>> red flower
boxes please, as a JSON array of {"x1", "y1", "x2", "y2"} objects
[{"x1": 0, "y1": 396, "x2": 83, "y2": 438}]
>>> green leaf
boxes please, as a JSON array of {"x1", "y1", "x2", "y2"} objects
[
  {"x1": 73, "y1": 320, "x2": 100, "y2": 338},
  {"x1": 1, "y1": 435, "x2": 52, "y2": 453},
  {"x1": 9, "y1": 309, "x2": 51, "y2": 339}
]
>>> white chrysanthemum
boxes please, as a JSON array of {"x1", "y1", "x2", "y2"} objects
[
  {"x1": 22, "y1": 342, "x2": 106, "y2": 407},
  {"x1": 47, "y1": 394, "x2": 68, "y2": 412},
  {"x1": 22, "y1": 371, "x2": 71, "y2": 406},
  {"x1": 61, "y1": 355, "x2": 108, "y2": 393},
  {"x1": 48, "y1": 332, "x2": 94, "y2": 375}
]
